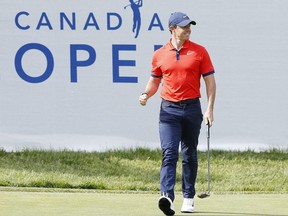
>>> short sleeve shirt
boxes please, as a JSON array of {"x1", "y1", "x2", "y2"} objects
[{"x1": 151, "y1": 39, "x2": 215, "y2": 102}]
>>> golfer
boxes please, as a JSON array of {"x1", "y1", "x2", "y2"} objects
[{"x1": 139, "y1": 12, "x2": 216, "y2": 215}]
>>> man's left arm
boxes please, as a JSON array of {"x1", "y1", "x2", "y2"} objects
[{"x1": 203, "y1": 74, "x2": 216, "y2": 127}]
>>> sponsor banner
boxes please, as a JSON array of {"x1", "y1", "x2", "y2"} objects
[
  {"x1": 0, "y1": 0, "x2": 191, "y2": 150},
  {"x1": 1, "y1": 0, "x2": 287, "y2": 151}
]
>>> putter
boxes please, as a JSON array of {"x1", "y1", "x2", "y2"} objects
[{"x1": 197, "y1": 123, "x2": 211, "y2": 199}]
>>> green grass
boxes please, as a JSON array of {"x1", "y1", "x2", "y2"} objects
[
  {"x1": 0, "y1": 148, "x2": 287, "y2": 193},
  {"x1": 1, "y1": 192, "x2": 288, "y2": 216}
]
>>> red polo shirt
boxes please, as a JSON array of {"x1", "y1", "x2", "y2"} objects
[{"x1": 151, "y1": 39, "x2": 214, "y2": 102}]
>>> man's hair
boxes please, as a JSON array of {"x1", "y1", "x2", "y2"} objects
[{"x1": 169, "y1": 25, "x2": 176, "y2": 34}]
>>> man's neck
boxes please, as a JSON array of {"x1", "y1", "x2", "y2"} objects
[{"x1": 171, "y1": 37, "x2": 186, "y2": 50}]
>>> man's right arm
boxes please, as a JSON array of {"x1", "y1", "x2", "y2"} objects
[{"x1": 139, "y1": 77, "x2": 161, "y2": 106}]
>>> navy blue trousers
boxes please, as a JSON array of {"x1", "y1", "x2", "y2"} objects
[{"x1": 159, "y1": 99, "x2": 203, "y2": 201}]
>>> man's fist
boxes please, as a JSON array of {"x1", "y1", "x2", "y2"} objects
[{"x1": 139, "y1": 93, "x2": 148, "y2": 106}]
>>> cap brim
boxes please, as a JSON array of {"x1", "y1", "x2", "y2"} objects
[{"x1": 177, "y1": 20, "x2": 197, "y2": 27}]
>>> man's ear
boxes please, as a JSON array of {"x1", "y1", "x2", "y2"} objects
[{"x1": 169, "y1": 25, "x2": 176, "y2": 31}]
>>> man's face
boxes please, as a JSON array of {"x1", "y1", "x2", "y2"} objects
[{"x1": 171, "y1": 24, "x2": 191, "y2": 41}]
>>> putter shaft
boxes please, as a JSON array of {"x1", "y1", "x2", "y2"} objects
[{"x1": 197, "y1": 124, "x2": 211, "y2": 199}]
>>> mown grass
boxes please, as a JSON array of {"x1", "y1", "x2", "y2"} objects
[{"x1": 0, "y1": 148, "x2": 287, "y2": 193}]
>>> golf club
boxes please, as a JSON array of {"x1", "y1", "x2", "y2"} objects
[{"x1": 197, "y1": 123, "x2": 211, "y2": 199}]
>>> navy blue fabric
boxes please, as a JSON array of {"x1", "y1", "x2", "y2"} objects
[{"x1": 159, "y1": 99, "x2": 203, "y2": 201}]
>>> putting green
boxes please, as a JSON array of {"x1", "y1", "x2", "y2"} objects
[{"x1": 0, "y1": 191, "x2": 287, "y2": 216}]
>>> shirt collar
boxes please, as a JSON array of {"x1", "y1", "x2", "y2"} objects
[{"x1": 168, "y1": 39, "x2": 190, "y2": 51}]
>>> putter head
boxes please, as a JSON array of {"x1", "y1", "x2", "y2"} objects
[{"x1": 197, "y1": 192, "x2": 210, "y2": 199}]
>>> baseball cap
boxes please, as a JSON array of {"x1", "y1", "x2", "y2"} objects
[{"x1": 168, "y1": 12, "x2": 196, "y2": 27}]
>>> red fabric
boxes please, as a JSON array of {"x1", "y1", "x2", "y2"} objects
[{"x1": 152, "y1": 39, "x2": 214, "y2": 102}]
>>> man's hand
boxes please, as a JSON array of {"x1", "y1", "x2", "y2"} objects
[
  {"x1": 139, "y1": 93, "x2": 148, "y2": 106},
  {"x1": 204, "y1": 110, "x2": 214, "y2": 127}
]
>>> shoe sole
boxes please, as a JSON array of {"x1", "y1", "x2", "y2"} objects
[
  {"x1": 158, "y1": 197, "x2": 175, "y2": 216},
  {"x1": 181, "y1": 207, "x2": 195, "y2": 213},
  {"x1": 181, "y1": 210, "x2": 195, "y2": 213}
]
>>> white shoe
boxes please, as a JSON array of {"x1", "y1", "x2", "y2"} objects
[
  {"x1": 181, "y1": 198, "x2": 195, "y2": 213},
  {"x1": 158, "y1": 195, "x2": 175, "y2": 215}
]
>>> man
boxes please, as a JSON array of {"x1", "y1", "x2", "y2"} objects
[{"x1": 139, "y1": 12, "x2": 216, "y2": 215}]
